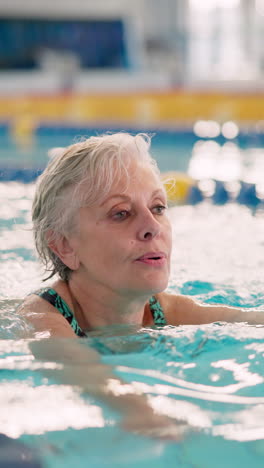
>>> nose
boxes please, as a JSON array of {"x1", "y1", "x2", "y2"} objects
[{"x1": 136, "y1": 210, "x2": 161, "y2": 241}]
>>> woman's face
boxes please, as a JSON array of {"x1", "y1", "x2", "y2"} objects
[{"x1": 69, "y1": 160, "x2": 172, "y2": 298}]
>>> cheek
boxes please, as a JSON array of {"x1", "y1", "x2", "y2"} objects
[
  {"x1": 73, "y1": 228, "x2": 96, "y2": 259},
  {"x1": 168, "y1": 224, "x2": 172, "y2": 242},
  {"x1": 164, "y1": 219, "x2": 172, "y2": 242}
]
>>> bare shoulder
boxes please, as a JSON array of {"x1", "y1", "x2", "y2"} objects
[
  {"x1": 156, "y1": 291, "x2": 201, "y2": 325},
  {"x1": 156, "y1": 291, "x2": 244, "y2": 326},
  {"x1": 18, "y1": 290, "x2": 60, "y2": 316},
  {"x1": 17, "y1": 293, "x2": 76, "y2": 338}
]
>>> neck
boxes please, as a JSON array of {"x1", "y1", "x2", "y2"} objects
[{"x1": 66, "y1": 276, "x2": 151, "y2": 330}]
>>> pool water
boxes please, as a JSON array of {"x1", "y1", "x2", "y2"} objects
[
  {"x1": 1, "y1": 123, "x2": 264, "y2": 180},
  {"x1": 1, "y1": 127, "x2": 264, "y2": 467}
]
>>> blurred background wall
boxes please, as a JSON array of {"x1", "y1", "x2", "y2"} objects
[{"x1": 0, "y1": 0, "x2": 263, "y2": 125}]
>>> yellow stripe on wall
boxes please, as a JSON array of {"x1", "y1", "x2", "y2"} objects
[{"x1": 2, "y1": 92, "x2": 264, "y2": 124}]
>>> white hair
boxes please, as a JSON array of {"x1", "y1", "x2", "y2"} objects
[{"x1": 33, "y1": 132, "x2": 159, "y2": 281}]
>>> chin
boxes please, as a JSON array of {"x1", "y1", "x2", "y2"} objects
[
  {"x1": 139, "y1": 278, "x2": 169, "y2": 295},
  {"x1": 125, "y1": 270, "x2": 169, "y2": 296}
]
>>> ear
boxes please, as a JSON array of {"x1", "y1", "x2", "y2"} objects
[{"x1": 47, "y1": 231, "x2": 80, "y2": 271}]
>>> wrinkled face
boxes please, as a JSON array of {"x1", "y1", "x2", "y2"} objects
[{"x1": 70, "y1": 159, "x2": 172, "y2": 298}]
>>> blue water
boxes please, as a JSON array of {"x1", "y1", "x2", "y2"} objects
[
  {"x1": 2, "y1": 321, "x2": 264, "y2": 467},
  {"x1": 1, "y1": 122, "x2": 264, "y2": 179},
  {"x1": 1, "y1": 126, "x2": 264, "y2": 467}
]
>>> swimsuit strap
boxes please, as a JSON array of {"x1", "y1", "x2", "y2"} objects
[
  {"x1": 33, "y1": 288, "x2": 87, "y2": 337},
  {"x1": 149, "y1": 295, "x2": 167, "y2": 326},
  {"x1": 33, "y1": 288, "x2": 167, "y2": 336}
]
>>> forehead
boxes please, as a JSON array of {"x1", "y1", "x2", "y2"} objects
[
  {"x1": 78, "y1": 159, "x2": 164, "y2": 209},
  {"x1": 108, "y1": 162, "x2": 164, "y2": 198}
]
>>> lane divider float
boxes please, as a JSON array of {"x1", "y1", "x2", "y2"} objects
[{"x1": 161, "y1": 171, "x2": 264, "y2": 207}]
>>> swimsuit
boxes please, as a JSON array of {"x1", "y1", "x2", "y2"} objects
[{"x1": 33, "y1": 287, "x2": 167, "y2": 337}]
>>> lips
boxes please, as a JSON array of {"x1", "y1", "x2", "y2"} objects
[
  {"x1": 134, "y1": 251, "x2": 167, "y2": 266},
  {"x1": 137, "y1": 252, "x2": 166, "y2": 261}
]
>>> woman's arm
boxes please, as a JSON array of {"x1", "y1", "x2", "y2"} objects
[
  {"x1": 29, "y1": 337, "x2": 183, "y2": 438},
  {"x1": 160, "y1": 292, "x2": 264, "y2": 326}
]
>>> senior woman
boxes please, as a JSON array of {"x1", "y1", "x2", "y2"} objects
[
  {"x1": 19, "y1": 132, "x2": 264, "y2": 438},
  {"x1": 20, "y1": 132, "x2": 264, "y2": 332}
]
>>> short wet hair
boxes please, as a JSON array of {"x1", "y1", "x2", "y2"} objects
[{"x1": 32, "y1": 132, "x2": 159, "y2": 281}]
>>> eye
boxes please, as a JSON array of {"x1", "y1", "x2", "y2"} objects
[
  {"x1": 112, "y1": 210, "x2": 130, "y2": 221},
  {"x1": 152, "y1": 204, "x2": 167, "y2": 215}
]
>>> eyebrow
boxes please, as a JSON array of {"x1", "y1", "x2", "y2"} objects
[{"x1": 100, "y1": 189, "x2": 166, "y2": 207}]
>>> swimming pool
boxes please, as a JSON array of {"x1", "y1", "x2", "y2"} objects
[{"x1": 1, "y1": 126, "x2": 264, "y2": 468}]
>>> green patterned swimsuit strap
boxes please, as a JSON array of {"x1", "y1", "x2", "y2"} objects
[
  {"x1": 149, "y1": 296, "x2": 167, "y2": 326},
  {"x1": 33, "y1": 288, "x2": 87, "y2": 337}
]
